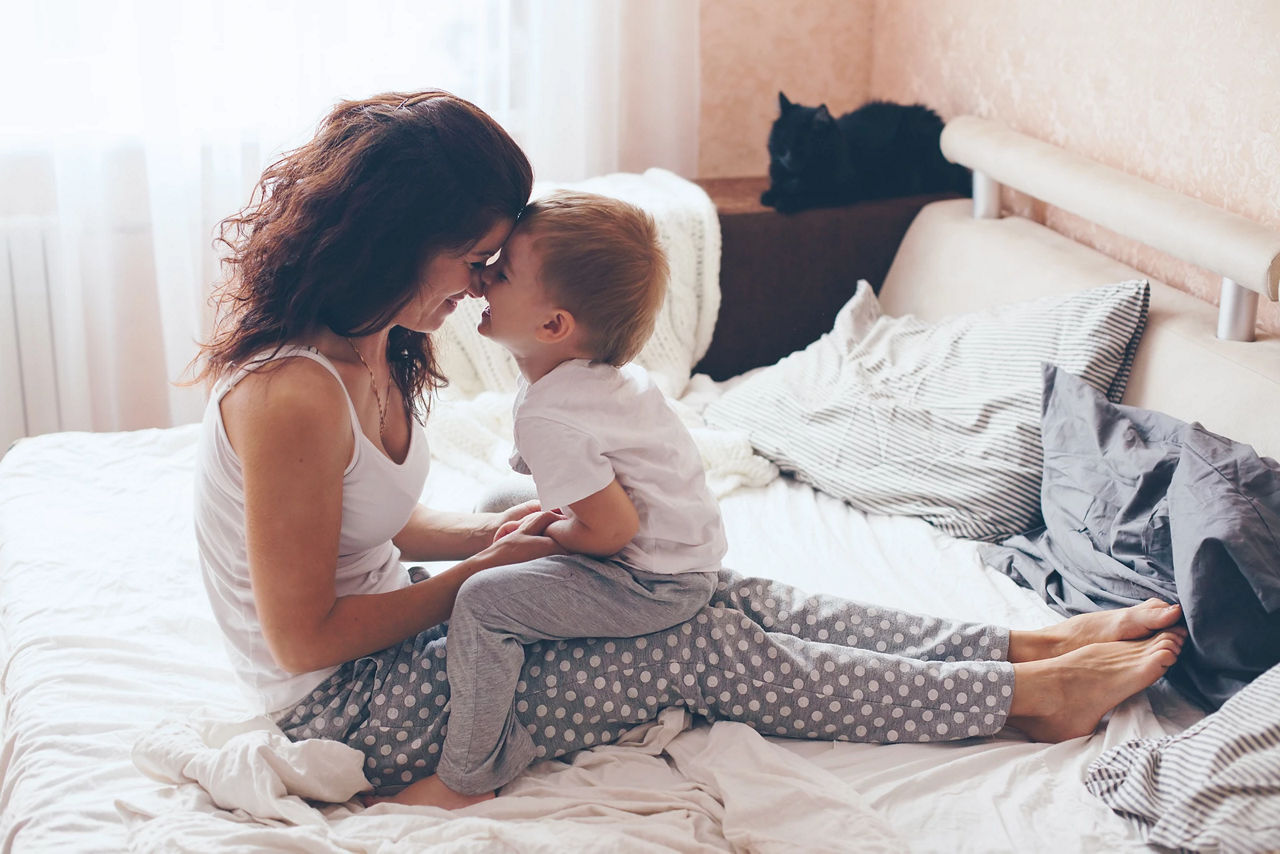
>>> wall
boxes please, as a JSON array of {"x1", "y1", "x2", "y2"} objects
[
  {"x1": 698, "y1": 0, "x2": 874, "y2": 179},
  {"x1": 697, "y1": 0, "x2": 1280, "y2": 333}
]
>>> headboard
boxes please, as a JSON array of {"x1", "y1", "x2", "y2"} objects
[{"x1": 880, "y1": 117, "x2": 1280, "y2": 461}]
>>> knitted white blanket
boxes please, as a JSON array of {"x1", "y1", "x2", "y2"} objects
[{"x1": 428, "y1": 169, "x2": 778, "y2": 497}]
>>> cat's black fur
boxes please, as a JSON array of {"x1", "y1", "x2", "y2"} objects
[{"x1": 760, "y1": 93, "x2": 970, "y2": 213}]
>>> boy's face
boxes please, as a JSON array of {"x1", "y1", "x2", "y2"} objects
[{"x1": 475, "y1": 227, "x2": 558, "y2": 354}]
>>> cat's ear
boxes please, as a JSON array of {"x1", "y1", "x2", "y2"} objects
[
  {"x1": 778, "y1": 92, "x2": 792, "y2": 112},
  {"x1": 815, "y1": 104, "x2": 834, "y2": 125}
]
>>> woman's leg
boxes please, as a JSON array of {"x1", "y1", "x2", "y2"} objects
[
  {"x1": 278, "y1": 585, "x2": 1182, "y2": 796},
  {"x1": 671, "y1": 600, "x2": 1015, "y2": 742},
  {"x1": 710, "y1": 570, "x2": 1008, "y2": 663},
  {"x1": 276, "y1": 625, "x2": 454, "y2": 792},
  {"x1": 712, "y1": 570, "x2": 1184, "y2": 664}
]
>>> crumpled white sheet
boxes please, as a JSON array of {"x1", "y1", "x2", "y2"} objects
[{"x1": 119, "y1": 708, "x2": 904, "y2": 853}]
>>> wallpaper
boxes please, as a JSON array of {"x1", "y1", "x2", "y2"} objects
[{"x1": 698, "y1": 0, "x2": 874, "y2": 180}]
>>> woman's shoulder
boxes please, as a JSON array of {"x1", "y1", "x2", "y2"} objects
[{"x1": 220, "y1": 352, "x2": 354, "y2": 459}]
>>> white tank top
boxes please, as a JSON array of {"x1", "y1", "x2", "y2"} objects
[{"x1": 193, "y1": 345, "x2": 429, "y2": 713}]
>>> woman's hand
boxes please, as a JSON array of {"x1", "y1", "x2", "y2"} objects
[
  {"x1": 493, "y1": 506, "x2": 564, "y2": 543},
  {"x1": 481, "y1": 510, "x2": 566, "y2": 565},
  {"x1": 491, "y1": 499, "x2": 543, "y2": 542}
]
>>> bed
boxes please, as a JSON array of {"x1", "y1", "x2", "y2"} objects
[{"x1": 3, "y1": 118, "x2": 1278, "y2": 853}]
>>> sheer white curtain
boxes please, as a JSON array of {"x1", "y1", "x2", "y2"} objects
[{"x1": 0, "y1": 0, "x2": 699, "y2": 444}]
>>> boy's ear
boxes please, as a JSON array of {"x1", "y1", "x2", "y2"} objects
[{"x1": 536, "y1": 308, "x2": 577, "y2": 344}]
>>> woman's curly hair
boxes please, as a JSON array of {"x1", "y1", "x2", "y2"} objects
[{"x1": 192, "y1": 90, "x2": 533, "y2": 420}]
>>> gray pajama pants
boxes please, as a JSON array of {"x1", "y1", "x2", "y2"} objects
[
  {"x1": 439, "y1": 555, "x2": 717, "y2": 794},
  {"x1": 276, "y1": 569, "x2": 1016, "y2": 794}
]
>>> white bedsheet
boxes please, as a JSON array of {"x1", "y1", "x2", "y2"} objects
[{"x1": 0, "y1": 415, "x2": 1199, "y2": 852}]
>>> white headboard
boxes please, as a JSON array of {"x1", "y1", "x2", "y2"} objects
[{"x1": 880, "y1": 118, "x2": 1280, "y2": 460}]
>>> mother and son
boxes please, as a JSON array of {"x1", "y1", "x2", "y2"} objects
[{"x1": 192, "y1": 90, "x2": 1186, "y2": 810}]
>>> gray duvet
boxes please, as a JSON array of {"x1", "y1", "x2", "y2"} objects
[{"x1": 982, "y1": 365, "x2": 1280, "y2": 709}]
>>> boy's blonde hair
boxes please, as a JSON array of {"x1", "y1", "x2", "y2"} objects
[{"x1": 519, "y1": 190, "x2": 667, "y2": 366}]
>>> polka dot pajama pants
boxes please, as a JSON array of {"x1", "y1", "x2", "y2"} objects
[{"x1": 276, "y1": 569, "x2": 1016, "y2": 793}]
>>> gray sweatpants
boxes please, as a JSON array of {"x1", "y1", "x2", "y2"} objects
[
  {"x1": 277, "y1": 569, "x2": 1015, "y2": 795},
  {"x1": 438, "y1": 555, "x2": 717, "y2": 794}
]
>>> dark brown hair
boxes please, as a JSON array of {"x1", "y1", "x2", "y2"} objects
[
  {"x1": 521, "y1": 190, "x2": 667, "y2": 366},
  {"x1": 192, "y1": 90, "x2": 533, "y2": 418}
]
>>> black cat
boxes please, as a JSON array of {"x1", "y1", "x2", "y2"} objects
[{"x1": 760, "y1": 93, "x2": 970, "y2": 213}]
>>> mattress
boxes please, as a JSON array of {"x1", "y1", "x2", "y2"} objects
[{"x1": 0, "y1": 414, "x2": 1198, "y2": 852}]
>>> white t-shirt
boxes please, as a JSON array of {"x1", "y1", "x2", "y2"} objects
[{"x1": 511, "y1": 359, "x2": 725, "y2": 575}]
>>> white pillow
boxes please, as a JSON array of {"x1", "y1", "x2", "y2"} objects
[{"x1": 703, "y1": 279, "x2": 1149, "y2": 541}]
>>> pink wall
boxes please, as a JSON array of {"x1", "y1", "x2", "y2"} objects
[
  {"x1": 698, "y1": 0, "x2": 1280, "y2": 333},
  {"x1": 698, "y1": 0, "x2": 874, "y2": 180}
]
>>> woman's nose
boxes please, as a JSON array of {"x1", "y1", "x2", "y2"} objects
[{"x1": 468, "y1": 267, "x2": 486, "y2": 298}]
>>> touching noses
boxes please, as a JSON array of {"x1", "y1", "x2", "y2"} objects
[{"x1": 468, "y1": 265, "x2": 488, "y2": 299}]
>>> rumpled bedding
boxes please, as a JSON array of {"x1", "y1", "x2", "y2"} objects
[
  {"x1": 119, "y1": 708, "x2": 904, "y2": 853},
  {"x1": 0, "y1": 424, "x2": 1194, "y2": 852},
  {"x1": 983, "y1": 366, "x2": 1280, "y2": 709}
]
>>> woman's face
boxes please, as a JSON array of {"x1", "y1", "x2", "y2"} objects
[{"x1": 394, "y1": 217, "x2": 514, "y2": 333}]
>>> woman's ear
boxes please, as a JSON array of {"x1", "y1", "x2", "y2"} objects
[{"x1": 537, "y1": 308, "x2": 577, "y2": 344}]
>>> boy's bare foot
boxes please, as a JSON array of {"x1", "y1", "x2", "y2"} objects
[
  {"x1": 1008, "y1": 599, "x2": 1182, "y2": 662},
  {"x1": 361, "y1": 774, "x2": 496, "y2": 810},
  {"x1": 1007, "y1": 629, "x2": 1185, "y2": 742}
]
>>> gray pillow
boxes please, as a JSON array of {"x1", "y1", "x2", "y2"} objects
[
  {"x1": 984, "y1": 365, "x2": 1280, "y2": 708},
  {"x1": 704, "y1": 279, "x2": 1149, "y2": 541},
  {"x1": 1085, "y1": 660, "x2": 1280, "y2": 853}
]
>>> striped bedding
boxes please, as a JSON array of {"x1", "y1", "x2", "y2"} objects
[
  {"x1": 704, "y1": 279, "x2": 1149, "y2": 541},
  {"x1": 1085, "y1": 661, "x2": 1280, "y2": 853}
]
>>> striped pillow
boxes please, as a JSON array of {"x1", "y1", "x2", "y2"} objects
[
  {"x1": 1084, "y1": 662, "x2": 1280, "y2": 852},
  {"x1": 703, "y1": 279, "x2": 1149, "y2": 541}
]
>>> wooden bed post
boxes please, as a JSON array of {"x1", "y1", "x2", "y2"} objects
[
  {"x1": 1218, "y1": 277, "x2": 1259, "y2": 342},
  {"x1": 972, "y1": 171, "x2": 1001, "y2": 219}
]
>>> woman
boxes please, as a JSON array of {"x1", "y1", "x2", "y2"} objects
[{"x1": 192, "y1": 90, "x2": 1186, "y2": 810}]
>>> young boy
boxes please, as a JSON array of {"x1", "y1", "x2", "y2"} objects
[{"x1": 405, "y1": 190, "x2": 727, "y2": 808}]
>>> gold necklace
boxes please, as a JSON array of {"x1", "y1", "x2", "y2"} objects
[{"x1": 346, "y1": 338, "x2": 388, "y2": 439}]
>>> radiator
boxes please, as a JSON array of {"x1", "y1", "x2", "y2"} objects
[{"x1": 1, "y1": 218, "x2": 61, "y2": 450}]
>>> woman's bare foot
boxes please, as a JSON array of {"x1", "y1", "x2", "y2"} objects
[
  {"x1": 1008, "y1": 599, "x2": 1182, "y2": 662},
  {"x1": 361, "y1": 774, "x2": 495, "y2": 810},
  {"x1": 1007, "y1": 629, "x2": 1185, "y2": 742}
]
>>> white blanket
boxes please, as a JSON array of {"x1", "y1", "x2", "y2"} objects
[{"x1": 120, "y1": 709, "x2": 904, "y2": 853}]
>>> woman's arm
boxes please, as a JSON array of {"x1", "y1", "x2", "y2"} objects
[
  {"x1": 224, "y1": 361, "x2": 558, "y2": 675},
  {"x1": 393, "y1": 500, "x2": 540, "y2": 562}
]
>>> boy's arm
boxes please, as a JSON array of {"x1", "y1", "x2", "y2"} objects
[{"x1": 544, "y1": 479, "x2": 639, "y2": 557}]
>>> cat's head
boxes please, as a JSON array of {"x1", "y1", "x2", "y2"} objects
[{"x1": 766, "y1": 92, "x2": 846, "y2": 186}]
